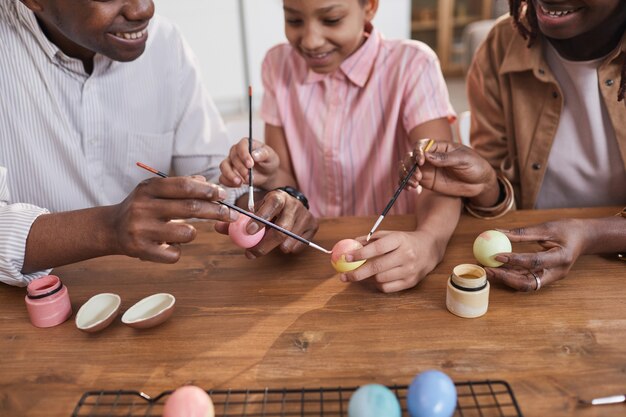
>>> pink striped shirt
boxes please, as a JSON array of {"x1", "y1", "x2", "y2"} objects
[{"x1": 260, "y1": 27, "x2": 455, "y2": 217}]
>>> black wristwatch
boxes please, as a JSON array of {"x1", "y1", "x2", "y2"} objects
[{"x1": 276, "y1": 186, "x2": 309, "y2": 210}]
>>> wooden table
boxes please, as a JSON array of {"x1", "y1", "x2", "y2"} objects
[{"x1": 1, "y1": 207, "x2": 624, "y2": 416}]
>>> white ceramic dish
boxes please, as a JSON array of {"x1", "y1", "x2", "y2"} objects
[
  {"x1": 122, "y1": 293, "x2": 176, "y2": 329},
  {"x1": 75, "y1": 293, "x2": 121, "y2": 333}
]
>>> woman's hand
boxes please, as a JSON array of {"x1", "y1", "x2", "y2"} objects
[
  {"x1": 338, "y1": 230, "x2": 442, "y2": 293},
  {"x1": 401, "y1": 141, "x2": 500, "y2": 207},
  {"x1": 219, "y1": 138, "x2": 280, "y2": 189},
  {"x1": 486, "y1": 219, "x2": 590, "y2": 291}
]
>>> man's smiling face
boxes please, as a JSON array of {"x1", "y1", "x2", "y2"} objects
[{"x1": 22, "y1": 0, "x2": 155, "y2": 63}]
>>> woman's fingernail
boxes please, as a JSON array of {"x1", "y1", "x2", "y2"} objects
[
  {"x1": 245, "y1": 251, "x2": 256, "y2": 260},
  {"x1": 344, "y1": 255, "x2": 353, "y2": 262},
  {"x1": 247, "y1": 223, "x2": 259, "y2": 234},
  {"x1": 495, "y1": 255, "x2": 509, "y2": 263},
  {"x1": 252, "y1": 149, "x2": 262, "y2": 160},
  {"x1": 340, "y1": 274, "x2": 347, "y2": 282},
  {"x1": 228, "y1": 209, "x2": 239, "y2": 221},
  {"x1": 217, "y1": 187, "x2": 227, "y2": 200}
]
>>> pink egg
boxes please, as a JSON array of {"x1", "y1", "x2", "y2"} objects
[
  {"x1": 228, "y1": 215, "x2": 265, "y2": 248},
  {"x1": 331, "y1": 239, "x2": 366, "y2": 273},
  {"x1": 163, "y1": 385, "x2": 215, "y2": 417}
]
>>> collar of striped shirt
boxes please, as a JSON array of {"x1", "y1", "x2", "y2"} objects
[{"x1": 11, "y1": 0, "x2": 124, "y2": 76}]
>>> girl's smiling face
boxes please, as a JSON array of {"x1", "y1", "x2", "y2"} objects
[
  {"x1": 283, "y1": 0, "x2": 377, "y2": 74},
  {"x1": 532, "y1": 0, "x2": 624, "y2": 40}
]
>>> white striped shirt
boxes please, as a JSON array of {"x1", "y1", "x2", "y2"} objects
[
  {"x1": 0, "y1": 167, "x2": 51, "y2": 286},
  {"x1": 0, "y1": 1, "x2": 233, "y2": 286}
]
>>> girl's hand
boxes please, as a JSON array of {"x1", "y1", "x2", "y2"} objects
[
  {"x1": 219, "y1": 138, "x2": 279, "y2": 188},
  {"x1": 401, "y1": 141, "x2": 499, "y2": 206},
  {"x1": 486, "y1": 219, "x2": 589, "y2": 291},
  {"x1": 339, "y1": 230, "x2": 442, "y2": 293}
]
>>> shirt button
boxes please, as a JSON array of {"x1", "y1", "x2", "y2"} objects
[
  {"x1": 532, "y1": 163, "x2": 541, "y2": 170},
  {"x1": 538, "y1": 69, "x2": 545, "y2": 75},
  {"x1": 606, "y1": 79, "x2": 614, "y2": 86}
]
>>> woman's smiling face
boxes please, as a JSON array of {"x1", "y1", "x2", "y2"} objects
[{"x1": 532, "y1": 0, "x2": 624, "y2": 40}]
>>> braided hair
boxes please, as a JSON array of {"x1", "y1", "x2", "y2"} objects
[{"x1": 509, "y1": 0, "x2": 626, "y2": 101}]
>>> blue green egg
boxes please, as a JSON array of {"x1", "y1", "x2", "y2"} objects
[{"x1": 348, "y1": 384, "x2": 401, "y2": 417}]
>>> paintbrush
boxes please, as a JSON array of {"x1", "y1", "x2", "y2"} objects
[
  {"x1": 247, "y1": 85, "x2": 255, "y2": 213},
  {"x1": 135, "y1": 162, "x2": 332, "y2": 254},
  {"x1": 366, "y1": 138, "x2": 435, "y2": 242}
]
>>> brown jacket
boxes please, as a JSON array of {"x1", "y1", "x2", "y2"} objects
[{"x1": 467, "y1": 16, "x2": 626, "y2": 209}]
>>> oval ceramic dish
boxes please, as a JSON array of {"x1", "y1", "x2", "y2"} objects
[
  {"x1": 122, "y1": 293, "x2": 176, "y2": 329},
  {"x1": 75, "y1": 293, "x2": 121, "y2": 333}
]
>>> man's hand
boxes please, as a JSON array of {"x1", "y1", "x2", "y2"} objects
[{"x1": 111, "y1": 176, "x2": 236, "y2": 263}]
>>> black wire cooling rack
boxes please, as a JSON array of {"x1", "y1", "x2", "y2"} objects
[{"x1": 72, "y1": 380, "x2": 523, "y2": 417}]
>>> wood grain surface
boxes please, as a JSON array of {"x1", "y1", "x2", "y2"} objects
[{"x1": 0, "y1": 207, "x2": 624, "y2": 416}]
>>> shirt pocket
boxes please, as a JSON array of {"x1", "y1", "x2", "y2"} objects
[{"x1": 123, "y1": 131, "x2": 175, "y2": 191}]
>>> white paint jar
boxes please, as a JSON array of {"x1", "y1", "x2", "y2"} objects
[{"x1": 446, "y1": 264, "x2": 489, "y2": 318}]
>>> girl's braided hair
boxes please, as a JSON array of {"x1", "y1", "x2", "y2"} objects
[{"x1": 509, "y1": 0, "x2": 625, "y2": 101}]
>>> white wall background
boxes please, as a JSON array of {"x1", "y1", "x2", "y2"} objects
[{"x1": 155, "y1": 0, "x2": 410, "y2": 117}]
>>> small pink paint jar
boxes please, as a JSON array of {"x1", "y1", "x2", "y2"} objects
[{"x1": 25, "y1": 275, "x2": 72, "y2": 328}]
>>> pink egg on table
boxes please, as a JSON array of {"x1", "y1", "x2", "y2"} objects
[
  {"x1": 163, "y1": 385, "x2": 215, "y2": 417},
  {"x1": 331, "y1": 239, "x2": 367, "y2": 272},
  {"x1": 228, "y1": 215, "x2": 265, "y2": 248}
]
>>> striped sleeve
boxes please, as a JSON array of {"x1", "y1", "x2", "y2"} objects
[
  {"x1": 402, "y1": 44, "x2": 456, "y2": 132},
  {"x1": 259, "y1": 46, "x2": 284, "y2": 127},
  {"x1": 0, "y1": 167, "x2": 51, "y2": 287}
]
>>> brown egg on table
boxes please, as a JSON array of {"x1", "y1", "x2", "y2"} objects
[
  {"x1": 163, "y1": 385, "x2": 214, "y2": 417},
  {"x1": 331, "y1": 239, "x2": 367, "y2": 272}
]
